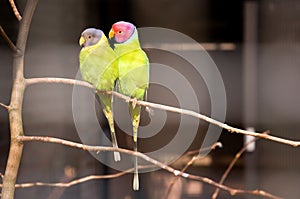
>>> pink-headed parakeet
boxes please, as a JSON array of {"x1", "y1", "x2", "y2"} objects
[{"x1": 109, "y1": 21, "x2": 149, "y2": 191}]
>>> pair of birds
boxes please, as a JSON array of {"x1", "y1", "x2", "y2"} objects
[{"x1": 79, "y1": 21, "x2": 149, "y2": 191}]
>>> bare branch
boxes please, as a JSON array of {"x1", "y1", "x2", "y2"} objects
[
  {"x1": 187, "y1": 174, "x2": 281, "y2": 199},
  {"x1": 25, "y1": 77, "x2": 300, "y2": 147},
  {"x1": 185, "y1": 142, "x2": 223, "y2": 156},
  {"x1": 2, "y1": 0, "x2": 39, "y2": 198},
  {"x1": 212, "y1": 132, "x2": 268, "y2": 199},
  {"x1": 17, "y1": 135, "x2": 281, "y2": 199},
  {"x1": 116, "y1": 92, "x2": 300, "y2": 147},
  {"x1": 9, "y1": 0, "x2": 22, "y2": 21},
  {"x1": 0, "y1": 172, "x2": 4, "y2": 179},
  {"x1": 165, "y1": 156, "x2": 197, "y2": 199},
  {"x1": 0, "y1": 25, "x2": 18, "y2": 53},
  {"x1": 0, "y1": 102, "x2": 10, "y2": 110},
  {"x1": 25, "y1": 77, "x2": 93, "y2": 89},
  {"x1": 0, "y1": 165, "x2": 154, "y2": 189},
  {"x1": 13, "y1": 174, "x2": 127, "y2": 188},
  {"x1": 165, "y1": 142, "x2": 222, "y2": 199}
]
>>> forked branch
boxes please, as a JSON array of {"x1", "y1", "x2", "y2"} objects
[
  {"x1": 165, "y1": 142, "x2": 223, "y2": 199},
  {"x1": 2, "y1": 0, "x2": 39, "y2": 199},
  {"x1": 0, "y1": 102, "x2": 10, "y2": 110},
  {"x1": 17, "y1": 135, "x2": 281, "y2": 199},
  {"x1": 212, "y1": 132, "x2": 268, "y2": 199}
]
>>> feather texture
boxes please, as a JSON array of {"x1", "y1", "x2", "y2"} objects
[
  {"x1": 79, "y1": 28, "x2": 120, "y2": 162},
  {"x1": 110, "y1": 22, "x2": 149, "y2": 191}
]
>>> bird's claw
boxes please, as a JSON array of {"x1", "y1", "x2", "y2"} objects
[{"x1": 131, "y1": 98, "x2": 137, "y2": 109}]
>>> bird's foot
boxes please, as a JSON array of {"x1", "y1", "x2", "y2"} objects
[{"x1": 131, "y1": 98, "x2": 137, "y2": 109}]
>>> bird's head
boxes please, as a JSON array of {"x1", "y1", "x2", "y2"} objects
[
  {"x1": 79, "y1": 28, "x2": 103, "y2": 47},
  {"x1": 109, "y1": 21, "x2": 135, "y2": 43}
]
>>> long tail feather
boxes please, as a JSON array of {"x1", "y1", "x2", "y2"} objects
[
  {"x1": 104, "y1": 108, "x2": 121, "y2": 162},
  {"x1": 130, "y1": 103, "x2": 141, "y2": 191},
  {"x1": 99, "y1": 93, "x2": 121, "y2": 162},
  {"x1": 133, "y1": 140, "x2": 139, "y2": 191},
  {"x1": 109, "y1": 122, "x2": 121, "y2": 162}
]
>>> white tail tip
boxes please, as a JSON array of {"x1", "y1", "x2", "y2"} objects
[
  {"x1": 114, "y1": 152, "x2": 121, "y2": 162},
  {"x1": 133, "y1": 173, "x2": 139, "y2": 191}
]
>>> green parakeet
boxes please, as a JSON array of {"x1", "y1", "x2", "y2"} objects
[
  {"x1": 79, "y1": 28, "x2": 121, "y2": 162},
  {"x1": 109, "y1": 21, "x2": 149, "y2": 191}
]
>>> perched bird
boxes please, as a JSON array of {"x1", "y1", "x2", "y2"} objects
[
  {"x1": 79, "y1": 28, "x2": 121, "y2": 162},
  {"x1": 109, "y1": 21, "x2": 149, "y2": 191}
]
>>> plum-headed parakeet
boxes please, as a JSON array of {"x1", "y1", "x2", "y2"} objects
[
  {"x1": 109, "y1": 21, "x2": 149, "y2": 191},
  {"x1": 79, "y1": 28, "x2": 121, "y2": 162}
]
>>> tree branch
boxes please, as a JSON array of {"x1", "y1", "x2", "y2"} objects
[
  {"x1": 17, "y1": 135, "x2": 281, "y2": 199},
  {"x1": 25, "y1": 77, "x2": 93, "y2": 89},
  {"x1": 165, "y1": 142, "x2": 222, "y2": 199},
  {"x1": 1, "y1": 0, "x2": 39, "y2": 199},
  {"x1": 9, "y1": 0, "x2": 22, "y2": 21},
  {"x1": 0, "y1": 172, "x2": 4, "y2": 179},
  {"x1": 212, "y1": 132, "x2": 267, "y2": 199},
  {"x1": 0, "y1": 165, "x2": 154, "y2": 189},
  {"x1": 185, "y1": 142, "x2": 223, "y2": 156},
  {"x1": 0, "y1": 25, "x2": 19, "y2": 54},
  {"x1": 0, "y1": 102, "x2": 10, "y2": 110},
  {"x1": 165, "y1": 156, "x2": 197, "y2": 199},
  {"x1": 25, "y1": 77, "x2": 300, "y2": 147}
]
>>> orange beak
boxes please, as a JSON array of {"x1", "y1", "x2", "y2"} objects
[{"x1": 109, "y1": 29, "x2": 115, "y2": 39}]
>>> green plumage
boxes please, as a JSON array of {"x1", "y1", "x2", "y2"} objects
[
  {"x1": 113, "y1": 28, "x2": 149, "y2": 191},
  {"x1": 79, "y1": 29, "x2": 120, "y2": 162}
]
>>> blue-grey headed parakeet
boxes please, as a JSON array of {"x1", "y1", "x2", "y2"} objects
[
  {"x1": 109, "y1": 21, "x2": 150, "y2": 191},
  {"x1": 79, "y1": 28, "x2": 121, "y2": 162}
]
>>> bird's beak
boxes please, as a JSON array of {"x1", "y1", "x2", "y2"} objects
[
  {"x1": 79, "y1": 36, "x2": 85, "y2": 47},
  {"x1": 109, "y1": 29, "x2": 115, "y2": 39}
]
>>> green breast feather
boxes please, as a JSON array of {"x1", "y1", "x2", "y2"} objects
[
  {"x1": 80, "y1": 37, "x2": 118, "y2": 91},
  {"x1": 117, "y1": 46, "x2": 149, "y2": 99}
]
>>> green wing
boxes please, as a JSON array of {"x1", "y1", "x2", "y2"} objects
[{"x1": 118, "y1": 49, "x2": 149, "y2": 100}]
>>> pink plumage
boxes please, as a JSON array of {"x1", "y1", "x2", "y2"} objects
[{"x1": 111, "y1": 21, "x2": 135, "y2": 43}]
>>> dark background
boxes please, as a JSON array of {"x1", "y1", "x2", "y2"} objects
[{"x1": 1, "y1": 0, "x2": 300, "y2": 198}]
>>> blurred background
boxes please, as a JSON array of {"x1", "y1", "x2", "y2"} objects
[{"x1": 1, "y1": 0, "x2": 300, "y2": 198}]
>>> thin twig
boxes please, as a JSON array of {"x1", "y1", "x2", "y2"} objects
[
  {"x1": 25, "y1": 77, "x2": 300, "y2": 147},
  {"x1": 0, "y1": 172, "x2": 4, "y2": 179},
  {"x1": 0, "y1": 165, "x2": 154, "y2": 188},
  {"x1": 9, "y1": 0, "x2": 22, "y2": 21},
  {"x1": 0, "y1": 102, "x2": 10, "y2": 110},
  {"x1": 165, "y1": 142, "x2": 222, "y2": 199},
  {"x1": 185, "y1": 142, "x2": 223, "y2": 156},
  {"x1": 165, "y1": 156, "x2": 197, "y2": 199},
  {"x1": 17, "y1": 135, "x2": 281, "y2": 199},
  {"x1": 212, "y1": 132, "x2": 268, "y2": 199},
  {"x1": 0, "y1": 25, "x2": 18, "y2": 53},
  {"x1": 25, "y1": 77, "x2": 93, "y2": 89},
  {"x1": 17, "y1": 173, "x2": 128, "y2": 188}
]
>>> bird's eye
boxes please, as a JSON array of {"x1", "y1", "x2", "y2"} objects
[
  {"x1": 88, "y1": 35, "x2": 92, "y2": 39},
  {"x1": 118, "y1": 30, "x2": 122, "y2": 34}
]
